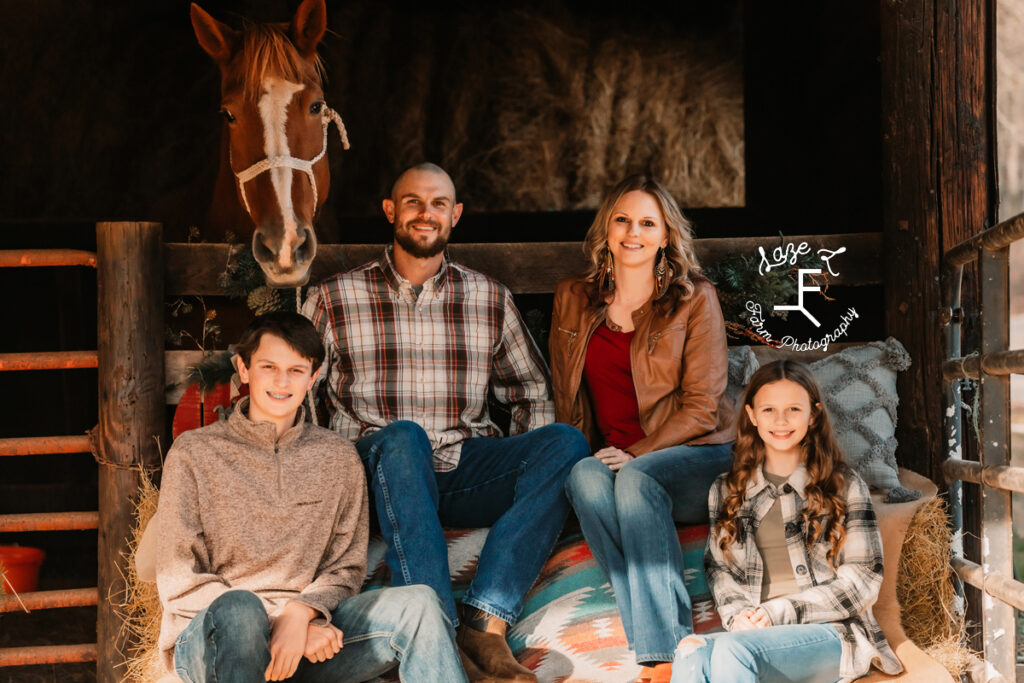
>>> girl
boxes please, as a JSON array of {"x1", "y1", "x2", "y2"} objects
[
  {"x1": 550, "y1": 174, "x2": 735, "y2": 683},
  {"x1": 672, "y1": 360, "x2": 902, "y2": 683}
]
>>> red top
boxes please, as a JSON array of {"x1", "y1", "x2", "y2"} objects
[{"x1": 583, "y1": 322, "x2": 645, "y2": 451}]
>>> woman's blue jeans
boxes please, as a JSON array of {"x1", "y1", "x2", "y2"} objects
[
  {"x1": 173, "y1": 586, "x2": 467, "y2": 683},
  {"x1": 564, "y1": 441, "x2": 734, "y2": 664},
  {"x1": 355, "y1": 420, "x2": 590, "y2": 626},
  {"x1": 670, "y1": 623, "x2": 842, "y2": 683}
]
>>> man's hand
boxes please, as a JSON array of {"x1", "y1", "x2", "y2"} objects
[
  {"x1": 304, "y1": 623, "x2": 344, "y2": 663},
  {"x1": 594, "y1": 447, "x2": 633, "y2": 472},
  {"x1": 266, "y1": 601, "x2": 317, "y2": 681}
]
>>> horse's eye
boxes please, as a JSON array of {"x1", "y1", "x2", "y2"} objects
[
  {"x1": 309, "y1": 101, "x2": 324, "y2": 115},
  {"x1": 219, "y1": 108, "x2": 236, "y2": 124}
]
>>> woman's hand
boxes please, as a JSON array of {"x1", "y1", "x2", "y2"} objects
[
  {"x1": 304, "y1": 623, "x2": 344, "y2": 663},
  {"x1": 594, "y1": 447, "x2": 633, "y2": 471}
]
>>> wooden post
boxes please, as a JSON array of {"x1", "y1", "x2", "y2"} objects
[
  {"x1": 880, "y1": 0, "x2": 997, "y2": 658},
  {"x1": 96, "y1": 222, "x2": 164, "y2": 683}
]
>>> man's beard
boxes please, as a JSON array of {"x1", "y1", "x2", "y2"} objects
[{"x1": 395, "y1": 220, "x2": 450, "y2": 258}]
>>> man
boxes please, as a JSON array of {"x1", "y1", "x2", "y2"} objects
[
  {"x1": 303, "y1": 163, "x2": 590, "y2": 682},
  {"x1": 155, "y1": 312, "x2": 466, "y2": 683}
]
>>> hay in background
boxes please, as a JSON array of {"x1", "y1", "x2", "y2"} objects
[
  {"x1": 895, "y1": 496, "x2": 976, "y2": 677},
  {"x1": 321, "y1": 3, "x2": 744, "y2": 214},
  {"x1": 119, "y1": 470, "x2": 164, "y2": 683},
  {"x1": 467, "y1": 10, "x2": 744, "y2": 211}
]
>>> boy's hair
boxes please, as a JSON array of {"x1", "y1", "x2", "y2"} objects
[{"x1": 234, "y1": 311, "x2": 325, "y2": 369}]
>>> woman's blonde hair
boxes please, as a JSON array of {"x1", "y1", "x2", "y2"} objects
[
  {"x1": 715, "y1": 360, "x2": 850, "y2": 568},
  {"x1": 581, "y1": 174, "x2": 703, "y2": 312}
]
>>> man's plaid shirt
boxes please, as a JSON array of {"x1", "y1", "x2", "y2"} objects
[
  {"x1": 302, "y1": 247, "x2": 555, "y2": 471},
  {"x1": 705, "y1": 466, "x2": 902, "y2": 682}
]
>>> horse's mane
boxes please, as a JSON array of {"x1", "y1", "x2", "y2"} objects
[{"x1": 227, "y1": 22, "x2": 325, "y2": 102}]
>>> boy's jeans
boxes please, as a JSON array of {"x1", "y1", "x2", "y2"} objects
[{"x1": 173, "y1": 586, "x2": 467, "y2": 683}]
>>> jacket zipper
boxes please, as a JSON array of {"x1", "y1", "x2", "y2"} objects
[{"x1": 646, "y1": 323, "x2": 687, "y2": 354}]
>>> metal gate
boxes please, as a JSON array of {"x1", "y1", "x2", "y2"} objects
[{"x1": 942, "y1": 211, "x2": 1024, "y2": 681}]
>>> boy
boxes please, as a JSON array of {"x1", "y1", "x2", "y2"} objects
[{"x1": 155, "y1": 312, "x2": 466, "y2": 682}]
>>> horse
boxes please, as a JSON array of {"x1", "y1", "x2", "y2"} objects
[{"x1": 190, "y1": 0, "x2": 349, "y2": 288}]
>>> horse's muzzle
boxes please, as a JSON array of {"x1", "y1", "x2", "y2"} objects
[{"x1": 252, "y1": 226, "x2": 317, "y2": 289}]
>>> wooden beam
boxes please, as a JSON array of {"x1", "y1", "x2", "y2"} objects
[
  {"x1": 96, "y1": 222, "x2": 165, "y2": 683},
  {"x1": 165, "y1": 233, "x2": 883, "y2": 296}
]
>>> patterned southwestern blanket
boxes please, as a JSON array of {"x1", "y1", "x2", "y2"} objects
[{"x1": 364, "y1": 525, "x2": 721, "y2": 683}]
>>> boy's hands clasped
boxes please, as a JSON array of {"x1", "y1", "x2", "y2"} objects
[{"x1": 265, "y1": 601, "x2": 344, "y2": 681}]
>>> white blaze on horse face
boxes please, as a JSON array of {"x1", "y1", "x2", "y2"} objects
[{"x1": 258, "y1": 77, "x2": 306, "y2": 269}]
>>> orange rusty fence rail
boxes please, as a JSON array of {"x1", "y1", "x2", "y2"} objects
[
  {"x1": 0, "y1": 435, "x2": 93, "y2": 456},
  {"x1": 0, "y1": 351, "x2": 98, "y2": 371},
  {"x1": 0, "y1": 644, "x2": 98, "y2": 666},
  {"x1": 0, "y1": 511, "x2": 99, "y2": 532},
  {"x1": 0, "y1": 588, "x2": 98, "y2": 613},
  {"x1": 0, "y1": 249, "x2": 97, "y2": 269}
]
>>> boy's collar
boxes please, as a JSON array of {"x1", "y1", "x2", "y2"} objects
[{"x1": 229, "y1": 396, "x2": 306, "y2": 448}]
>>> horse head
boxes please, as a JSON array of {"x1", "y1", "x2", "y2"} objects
[{"x1": 191, "y1": 0, "x2": 348, "y2": 288}]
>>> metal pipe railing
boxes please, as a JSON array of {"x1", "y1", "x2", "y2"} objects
[
  {"x1": 0, "y1": 588, "x2": 98, "y2": 613},
  {"x1": 0, "y1": 644, "x2": 98, "y2": 666},
  {"x1": 0, "y1": 351, "x2": 98, "y2": 371},
  {"x1": 952, "y1": 557, "x2": 1024, "y2": 612},
  {"x1": 0, "y1": 435, "x2": 93, "y2": 456},
  {"x1": 942, "y1": 458, "x2": 1024, "y2": 494},
  {"x1": 0, "y1": 249, "x2": 97, "y2": 269},
  {"x1": 0, "y1": 511, "x2": 99, "y2": 532},
  {"x1": 942, "y1": 349, "x2": 1024, "y2": 379},
  {"x1": 944, "y1": 211, "x2": 1024, "y2": 266}
]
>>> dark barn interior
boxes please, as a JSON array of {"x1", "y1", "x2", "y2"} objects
[{"x1": 0, "y1": 1, "x2": 891, "y2": 680}]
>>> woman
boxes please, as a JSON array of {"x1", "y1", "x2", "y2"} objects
[
  {"x1": 673, "y1": 361, "x2": 901, "y2": 682},
  {"x1": 550, "y1": 174, "x2": 736, "y2": 682}
]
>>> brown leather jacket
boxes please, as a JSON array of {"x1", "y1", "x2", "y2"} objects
[{"x1": 549, "y1": 275, "x2": 736, "y2": 455}]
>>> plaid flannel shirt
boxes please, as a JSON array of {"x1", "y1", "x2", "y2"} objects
[
  {"x1": 302, "y1": 247, "x2": 554, "y2": 471},
  {"x1": 705, "y1": 466, "x2": 902, "y2": 682}
]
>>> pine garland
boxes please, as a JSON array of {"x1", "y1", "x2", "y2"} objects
[
  {"x1": 704, "y1": 237, "x2": 831, "y2": 336},
  {"x1": 185, "y1": 350, "x2": 237, "y2": 392}
]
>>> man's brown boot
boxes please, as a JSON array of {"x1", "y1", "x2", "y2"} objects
[
  {"x1": 456, "y1": 607, "x2": 537, "y2": 683},
  {"x1": 458, "y1": 643, "x2": 493, "y2": 683}
]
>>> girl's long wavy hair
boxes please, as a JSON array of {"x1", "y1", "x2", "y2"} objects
[
  {"x1": 581, "y1": 174, "x2": 703, "y2": 314},
  {"x1": 716, "y1": 360, "x2": 850, "y2": 567}
]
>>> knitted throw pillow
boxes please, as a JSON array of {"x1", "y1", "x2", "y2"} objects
[
  {"x1": 727, "y1": 346, "x2": 759, "y2": 409},
  {"x1": 809, "y1": 338, "x2": 920, "y2": 503}
]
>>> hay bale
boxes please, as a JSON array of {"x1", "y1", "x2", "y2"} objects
[
  {"x1": 118, "y1": 470, "x2": 165, "y2": 683},
  {"x1": 895, "y1": 496, "x2": 977, "y2": 677}
]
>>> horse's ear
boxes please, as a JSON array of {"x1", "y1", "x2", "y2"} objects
[
  {"x1": 291, "y1": 0, "x2": 327, "y2": 59},
  {"x1": 191, "y1": 3, "x2": 239, "y2": 66}
]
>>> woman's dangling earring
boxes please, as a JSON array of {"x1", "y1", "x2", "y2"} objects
[
  {"x1": 655, "y1": 247, "x2": 668, "y2": 296},
  {"x1": 603, "y1": 249, "x2": 616, "y2": 293}
]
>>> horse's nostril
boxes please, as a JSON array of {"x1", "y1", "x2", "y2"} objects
[
  {"x1": 252, "y1": 233, "x2": 275, "y2": 263},
  {"x1": 295, "y1": 228, "x2": 316, "y2": 265}
]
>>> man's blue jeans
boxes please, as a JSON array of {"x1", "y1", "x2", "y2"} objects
[
  {"x1": 564, "y1": 442, "x2": 734, "y2": 664},
  {"x1": 173, "y1": 587, "x2": 466, "y2": 683},
  {"x1": 355, "y1": 421, "x2": 589, "y2": 625},
  {"x1": 670, "y1": 623, "x2": 842, "y2": 683}
]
